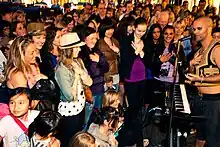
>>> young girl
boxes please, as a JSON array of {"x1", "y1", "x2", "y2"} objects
[
  {"x1": 102, "y1": 90, "x2": 120, "y2": 109},
  {"x1": 0, "y1": 87, "x2": 39, "y2": 147},
  {"x1": 102, "y1": 90, "x2": 125, "y2": 137},
  {"x1": 87, "y1": 106, "x2": 119, "y2": 147},
  {"x1": 28, "y1": 109, "x2": 61, "y2": 147},
  {"x1": 68, "y1": 131, "x2": 97, "y2": 147}
]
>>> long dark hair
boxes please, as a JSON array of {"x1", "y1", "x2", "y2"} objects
[
  {"x1": 82, "y1": 26, "x2": 96, "y2": 41},
  {"x1": 41, "y1": 26, "x2": 59, "y2": 53},
  {"x1": 114, "y1": 16, "x2": 135, "y2": 42},
  {"x1": 99, "y1": 18, "x2": 115, "y2": 39},
  {"x1": 146, "y1": 23, "x2": 162, "y2": 41},
  {"x1": 87, "y1": 106, "x2": 119, "y2": 130},
  {"x1": 161, "y1": 25, "x2": 175, "y2": 52},
  {"x1": 10, "y1": 21, "x2": 26, "y2": 38},
  {"x1": 28, "y1": 109, "x2": 61, "y2": 139},
  {"x1": 133, "y1": 17, "x2": 147, "y2": 28}
]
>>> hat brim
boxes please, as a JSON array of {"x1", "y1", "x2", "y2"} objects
[
  {"x1": 28, "y1": 30, "x2": 46, "y2": 36},
  {"x1": 59, "y1": 41, "x2": 86, "y2": 49}
]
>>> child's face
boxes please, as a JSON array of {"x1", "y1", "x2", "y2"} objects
[{"x1": 9, "y1": 93, "x2": 30, "y2": 118}]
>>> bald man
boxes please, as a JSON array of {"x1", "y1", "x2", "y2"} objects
[
  {"x1": 157, "y1": 11, "x2": 169, "y2": 29},
  {"x1": 186, "y1": 17, "x2": 220, "y2": 147}
]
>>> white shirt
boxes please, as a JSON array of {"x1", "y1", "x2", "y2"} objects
[{"x1": 0, "y1": 110, "x2": 39, "y2": 147}]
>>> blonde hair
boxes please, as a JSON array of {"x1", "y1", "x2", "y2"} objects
[
  {"x1": 5, "y1": 36, "x2": 33, "y2": 80},
  {"x1": 68, "y1": 131, "x2": 95, "y2": 147},
  {"x1": 174, "y1": 19, "x2": 186, "y2": 28},
  {"x1": 103, "y1": 90, "x2": 120, "y2": 108}
]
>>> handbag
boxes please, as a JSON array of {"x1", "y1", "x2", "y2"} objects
[{"x1": 84, "y1": 86, "x2": 93, "y2": 104}]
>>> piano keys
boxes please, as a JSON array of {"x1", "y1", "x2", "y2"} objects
[{"x1": 173, "y1": 84, "x2": 191, "y2": 114}]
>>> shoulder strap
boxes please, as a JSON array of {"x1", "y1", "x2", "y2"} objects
[{"x1": 10, "y1": 114, "x2": 28, "y2": 135}]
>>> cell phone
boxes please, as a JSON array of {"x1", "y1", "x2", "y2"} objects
[{"x1": 114, "y1": 123, "x2": 123, "y2": 137}]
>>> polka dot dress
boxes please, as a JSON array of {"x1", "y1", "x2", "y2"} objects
[{"x1": 58, "y1": 80, "x2": 86, "y2": 116}]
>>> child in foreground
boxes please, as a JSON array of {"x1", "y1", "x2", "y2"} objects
[
  {"x1": 28, "y1": 109, "x2": 61, "y2": 147},
  {"x1": 68, "y1": 131, "x2": 97, "y2": 147},
  {"x1": 0, "y1": 87, "x2": 39, "y2": 147}
]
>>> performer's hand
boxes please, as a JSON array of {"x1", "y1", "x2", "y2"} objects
[
  {"x1": 185, "y1": 73, "x2": 202, "y2": 82},
  {"x1": 190, "y1": 54, "x2": 202, "y2": 66}
]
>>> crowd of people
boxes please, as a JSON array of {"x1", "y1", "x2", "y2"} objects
[{"x1": 0, "y1": 0, "x2": 220, "y2": 146}]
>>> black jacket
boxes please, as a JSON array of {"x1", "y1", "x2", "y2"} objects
[{"x1": 120, "y1": 33, "x2": 149, "y2": 80}]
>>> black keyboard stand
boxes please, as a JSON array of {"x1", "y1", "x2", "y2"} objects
[{"x1": 168, "y1": 41, "x2": 182, "y2": 147}]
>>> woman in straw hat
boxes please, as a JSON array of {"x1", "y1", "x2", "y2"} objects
[{"x1": 55, "y1": 32, "x2": 92, "y2": 147}]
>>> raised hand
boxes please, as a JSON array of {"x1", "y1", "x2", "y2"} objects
[
  {"x1": 89, "y1": 53, "x2": 100, "y2": 62},
  {"x1": 190, "y1": 54, "x2": 202, "y2": 66},
  {"x1": 131, "y1": 41, "x2": 144, "y2": 55},
  {"x1": 110, "y1": 43, "x2": 120, "y2": 53},
  {"x1": 72, "y1": 61, "x2": 83, "y2": 75},
  {"x1": 109, "y1": 133, "x2": 118, "y2": 146},
  {"x1": 160, "y1": 53, "x2": 172, "y2": 63}
]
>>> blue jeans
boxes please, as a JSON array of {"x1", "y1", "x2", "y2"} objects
[
  {"x1": 93, "y1": 94, "x2": 103, "y2": 108},
  {"x1": 84, "y1": 94, "x2": 103, "y2": 130}
]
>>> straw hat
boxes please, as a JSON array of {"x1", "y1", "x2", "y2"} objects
[
  {"x1": 59, "y1": 33, "x2": 85, "y2": 49},
  {"x1": 27, "y1": 22, "x2": 46, "y2": 36}
]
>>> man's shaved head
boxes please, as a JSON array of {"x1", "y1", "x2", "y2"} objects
[
  {"x1": 194, "y1": 16, "x2": 213, "y2": 28},
  {"x1": 193, "y1": 16, "x2": 213, "y2": 42}
]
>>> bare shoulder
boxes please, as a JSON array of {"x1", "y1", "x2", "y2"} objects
[
  {"x1": 212, "y1": 44, "x2": 220, "y2": 59},
  {"x1": 212, "y1": 44, "x2": 220, "y2": 68},
  {"x1": 10, "y1": 71, "x2": 26, "y2": 80},
  {"x1": 8, "y1": 71, "x2": 27, "y2": 87}
]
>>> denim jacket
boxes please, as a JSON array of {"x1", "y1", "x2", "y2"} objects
[{"x1": 55, "y1": 60, "x2": 92, "y2": 102}]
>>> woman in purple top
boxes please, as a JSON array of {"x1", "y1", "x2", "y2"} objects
[
  {"x1": 79, "y1": 27, "x2": 109, "y2": 130},
  {"x1": 120, "y1": 17, "x2": 148, "y2": 124}
]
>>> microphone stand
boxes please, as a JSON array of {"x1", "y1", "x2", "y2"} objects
[{"x1": 168, "y1": 40, "x2": 182, "y2": 147}]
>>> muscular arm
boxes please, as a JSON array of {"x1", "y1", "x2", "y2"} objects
[{"x1": 203, "y1": 45, "x2": 220, "y2": 83}]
